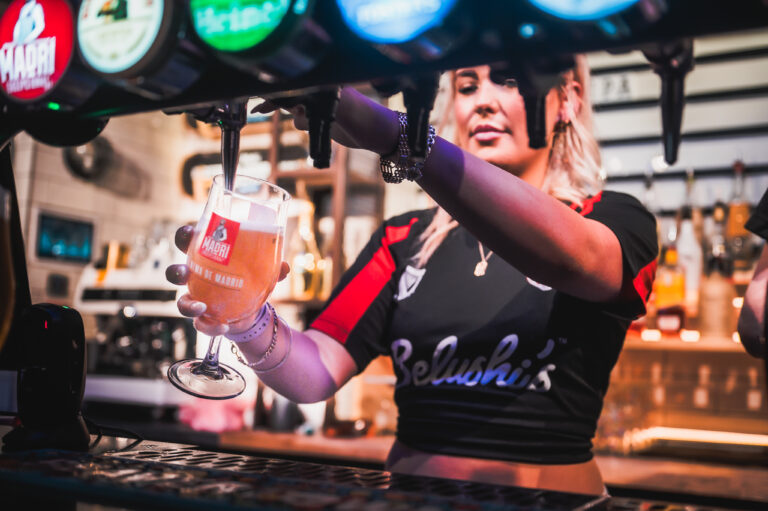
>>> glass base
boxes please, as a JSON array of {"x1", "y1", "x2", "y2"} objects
[{"x1": 167, "y1": 359, "x2": 246, "y2": 400}]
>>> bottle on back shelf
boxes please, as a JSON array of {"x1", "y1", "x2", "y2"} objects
[
  {"x1": 654, "y1": 237, "x2": 686, "y2": 334},
  {"x1": 699, "y1": 202, "x2": 737, "y2": 339},
  {"x1": 677, "y1": 205, "x2": 703, "y2": 325},
  {"x1": 727, "y1": 160, "x2": 753, "y2": 282}
]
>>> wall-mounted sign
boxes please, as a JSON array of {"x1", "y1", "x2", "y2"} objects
[
  {"x1": 77, "y1": 0, "x2": 165, "y2": 76},
  {"x1": 336, "y1": 0, "x2": 458, "y2": 44},
  {"x1": 190, "y1": 0, "x2": 292, "y2": 52},
  {"x1": 0, "y1": 0, "x2": 75, "y2": 102}
]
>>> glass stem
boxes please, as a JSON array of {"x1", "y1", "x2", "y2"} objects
[{"x1": 195, "y1": 335, "x2": 224, "y2": 378}]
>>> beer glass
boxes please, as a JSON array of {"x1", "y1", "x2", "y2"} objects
[
  {"x1": 0, "y1": 187, "x2": 14, "y2": 351},
  {"x1": 168, "y1": 175, "x2": 290, "y2": 399}
]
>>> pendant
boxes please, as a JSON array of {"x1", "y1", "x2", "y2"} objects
[{"x1": 474, "y1": 260, "x2": 488, "y2": 277}]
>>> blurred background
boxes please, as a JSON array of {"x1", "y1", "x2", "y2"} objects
[{"x1": 1, "y1": 25, "x2": 767, "y2": 502}]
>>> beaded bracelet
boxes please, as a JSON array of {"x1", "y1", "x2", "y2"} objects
[{"x1": 379, "y1": 112, "x2": 436, "y2": 183}]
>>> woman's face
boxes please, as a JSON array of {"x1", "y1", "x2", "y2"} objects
[{"x1": 453, "y1": 65, "x2": 562, "y2": 179}]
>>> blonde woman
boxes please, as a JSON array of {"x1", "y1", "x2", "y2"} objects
[{"x1": 168, "y1": 58, "x2": 658, "y2": 495}]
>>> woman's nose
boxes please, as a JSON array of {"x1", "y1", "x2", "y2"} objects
[{"x1": 474, "y1": 80, "x2": 499, "y2": 113}]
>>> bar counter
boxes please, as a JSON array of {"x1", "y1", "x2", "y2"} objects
[
  {"x1": 3, "y1": 421, "x2": 768, "y2": 510},
  {"x1": 219, "y1": 430, "x2": 768, "y2": 503}
]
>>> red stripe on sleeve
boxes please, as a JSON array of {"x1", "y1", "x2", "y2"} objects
[
  {"x1": 631, "y1": 259, "x2": 657, "y2": 304},
  {"x1": 310, "y1": 218, "x2": 418, "y2": 344}
]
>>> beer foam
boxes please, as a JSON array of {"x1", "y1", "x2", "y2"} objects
[
  {"x1": 248, "y1": 202, "x2": 277, "y2": 225},
  {"x1": 239, "y1": 219, "x2": 282, "y2": 234}
]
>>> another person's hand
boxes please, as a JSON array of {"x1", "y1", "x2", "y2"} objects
[{"x1": 166, "y1": 225, "x2": 290, "y2": 337}]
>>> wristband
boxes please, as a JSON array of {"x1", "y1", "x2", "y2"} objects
[{"x1": 226, "y1": 304, "x2": 270, "y2": 343}]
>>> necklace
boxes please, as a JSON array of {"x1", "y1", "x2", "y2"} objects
[{"x1": 474, "y1": 242, "x2": 493, "y2": 277}]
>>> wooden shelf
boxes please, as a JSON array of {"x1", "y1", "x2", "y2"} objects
[
  {"x1": 624, "y1": 331, "x2": 746, "y2": 352},
  {"x1": 273, "y1": 168, "x2": 380, "y2": 188},
  {"x1": 267, "y1": 109, "x2": 385, "y2": 291}
]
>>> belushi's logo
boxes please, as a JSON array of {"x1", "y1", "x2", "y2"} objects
[
  {"x1": 0, "y1": 0, "x2": 57, "y2": 94},
  {"x1": 198, "y1": 212, "x2": 240, "y2": 265}
]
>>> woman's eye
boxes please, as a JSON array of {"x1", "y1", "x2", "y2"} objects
[
  {"x1": 457, "y1": 84, "x2": 477, "y2": 95},
  {"x1": 503, "y1": 78, "x2": 518, "y2": 88}
]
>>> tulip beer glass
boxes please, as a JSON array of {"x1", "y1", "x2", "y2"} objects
[{"x1": 168, "y1": 175, "x2": 290, "y2": 399}]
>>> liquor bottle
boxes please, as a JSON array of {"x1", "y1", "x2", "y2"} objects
[
  {"x1": 727, "y1": 160, "x2": 753, "y2": 280},
  {"x1": 654, "y1": 242, "x2": 686, "y2": 333},
  {"x1": 699, "y1": 202, "x2": 737, "y2": 339},
  {"x1": 676, "y1": 205, "x2": 703, "y2": 324}
]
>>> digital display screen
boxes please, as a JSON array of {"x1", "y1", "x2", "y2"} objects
[{"x1": 36, "y1": 212, "x2": 94, "y2": 263}]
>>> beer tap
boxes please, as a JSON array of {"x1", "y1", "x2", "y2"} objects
[
  {"x1": 490, "y1": 55, "x2": 575, "y2": 149},
  {"x1": 402, "y1": 74, "x2": 440, "y2": 165},
  {"x1": 187, "y1": 101, "x2": 248, "y2": 191},
  {"x1": 218, "y1": 102, "x2": 248, "y2": 191},
  {"x1": 263, "y1": 88, "x2": 340, "y2": 169},
  {"x1": 372, "y1": 73, "x2": 440, "y2": 167},
  {"x1": 642, "y1": 39, "x2": 694, "y2": 165},
  {"x1": 305, "y1": 88, "x2": 341, "y2": 169}
]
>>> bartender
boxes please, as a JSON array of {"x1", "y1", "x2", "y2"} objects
[
  {"x1": 738, "y1": 189, "x2": 768, "y2": 359},
  {"x1": 167, "y1": 56, "x2": 658, "y2": 495}
]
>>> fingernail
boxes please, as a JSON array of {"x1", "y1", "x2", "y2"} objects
[{"x1": 191, "y1": 302, "x2": 206, "y2": 314}]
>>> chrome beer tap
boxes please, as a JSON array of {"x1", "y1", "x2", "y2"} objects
[{"x1": 187, "y1": 101, "x2": 248, "y2": 191}]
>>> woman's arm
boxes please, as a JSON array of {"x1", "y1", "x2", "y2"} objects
[
  {"x1": 168, "y1": 227, "x2": 358, "y2": 403},
  {"x1": 315, "y1": 88, "x2": 624, "y2": 302},
  {"x1": 738, "y1": 244, "x2": 768, "y2": 359}
]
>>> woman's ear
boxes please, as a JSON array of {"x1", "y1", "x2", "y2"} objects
[{"x1": 557, "y1": 76, "x2": 584, "y2": 124}]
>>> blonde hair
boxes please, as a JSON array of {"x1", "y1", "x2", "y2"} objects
[{"x1": 413, "y1": 56, "x2": 602, "y2": 268}]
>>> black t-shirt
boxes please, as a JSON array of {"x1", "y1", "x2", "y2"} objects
[{"x1": 311, "y1": 191, "x2": 658, "y2": 464}]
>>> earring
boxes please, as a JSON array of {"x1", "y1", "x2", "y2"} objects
[{"x1": 554, "y1": 119, "x2": 571, "y2": 135}]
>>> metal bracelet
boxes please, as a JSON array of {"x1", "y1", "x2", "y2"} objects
[
  {"x1": 379, "y1": 112, "x2": 436, "y2": 183},
  {"x1": 230, "y1": 303, "x2": 279, "y2": 369},
  {"x1": 252, "y1": 325, "x2": 292, "y2": 374}
]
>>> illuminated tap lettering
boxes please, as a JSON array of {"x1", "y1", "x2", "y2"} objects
[{"x1": 0, "y1": 0, "x2": 74, "y2": 101}]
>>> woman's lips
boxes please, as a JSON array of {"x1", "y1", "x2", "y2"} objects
[{"x1": 472, "y1": 126, "x2": 505, "y2": 142}]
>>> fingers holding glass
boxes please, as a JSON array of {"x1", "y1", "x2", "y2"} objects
[{"x1": 167, "y1": 175, "x2": 290, "y2": 399}]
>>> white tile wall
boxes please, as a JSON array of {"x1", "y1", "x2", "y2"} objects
[{"x1": 11, "y1": 111, "x2": 197, "y2": 306}]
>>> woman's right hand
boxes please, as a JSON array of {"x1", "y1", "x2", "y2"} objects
[{"x1": 166, "y1": 225, "x2": 290, "y2": 337}]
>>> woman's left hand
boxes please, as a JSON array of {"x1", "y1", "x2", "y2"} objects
[{"x1": 252, "y1": 88, "x2": 399, "y2": 156}]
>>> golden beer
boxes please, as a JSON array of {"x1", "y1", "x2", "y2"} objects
[
  {"x1": 168, "y1": 173, "x2": 290, "y2": 400},
  {"x1": 187, "y1": 220, "x2": 284, "y2": 325}
]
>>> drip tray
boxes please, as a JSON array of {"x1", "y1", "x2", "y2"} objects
[{"x1": 106, "y1": 445, "x2": 606, "y2": 508}]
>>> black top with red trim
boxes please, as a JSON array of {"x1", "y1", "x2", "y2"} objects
[{"x1": 311, "y1": 191, "x2": 658, "y2": 464}]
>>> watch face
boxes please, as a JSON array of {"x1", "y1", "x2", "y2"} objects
[
  {"x1": 0, "y1": 0, "x2": 75, "y2": 101},
  {"x1": 77, "y1": 0, "x2": 165, "y2": 75},
  {"x1": 336, "y1": 0, "x2": 459, "y2": 44},
  {"x1": 190, "y1": 0, "x2": 292, "y2": 52},
  {"x1": 529, "y1": 0, "x2": 640, "y2": 20}
]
